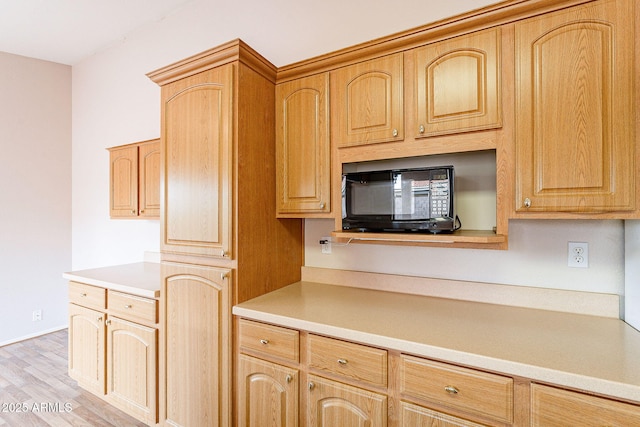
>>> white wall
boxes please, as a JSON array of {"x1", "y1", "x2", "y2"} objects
[
  {"x1": 625, "y1": 221, "x2": 640, "y2": 330},
  {"x1": 0, "y1": 52, "x2": 71, "y2": 345},
  {"x1": 70, "y1": 0, "x2": 628, "y2": 317}
]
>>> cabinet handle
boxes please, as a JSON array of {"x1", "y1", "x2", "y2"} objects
[
  {"x1": 131, "y1": 209, "x2": 136, "y2": 214},
  {"x1": 220, "y1": 250, "x2": 228, "y2": 257},
  {"x1": 80, "y1": 293, "x2": 87, "y2": 297},
  {"x1": 337, "y1": 358, "x2": 348, "y2": 365},
  {"x1": 308, "y1": 382, "x2": 315, "y2": 391},
  {"x1": 419, "y1": 124, "x2": 425, "y2": 134},
  {"x1": 260, "y1": 339, "x2": 269, "y2": 345},
  {"x1": 319, "y1": 202, "x2": 325, "y2": 209},
  {"x1": 221, "y1": 272, "x2": 228, "y2": 280},
  {"x1": 105, "y1": 319, "x2": 111, "y2": 325},
  {"x1": 97, "y1": 316, "x2": 103, "y2": 322},
  {"x1": 124, "y1": 304, "x2": 132, "y2": 309},
  {"x1": 444, "y1": 385, "x2": 459, "y2": 395},
  {"x1": 524, "y1": 198, "x2": 531, "y2": 208},
  {"x1": 392, "y1": 129, "x2": 398, "y2": 137},
  {"x1": 140, "y1": 209, "x2": 145, "y2": 214},
  {"x1": 285, "y1": 374, "x2": 292, "y2": 383}
]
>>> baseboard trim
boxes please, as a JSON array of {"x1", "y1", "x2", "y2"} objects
[{"x1": 0, "y1": 325, "x2": 68, "y2": 348}]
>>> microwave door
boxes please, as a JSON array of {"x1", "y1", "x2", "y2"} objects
[{"x1": 393, "y1": 172, "x2": 431, "y2": 221}]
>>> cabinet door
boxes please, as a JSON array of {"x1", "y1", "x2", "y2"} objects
[
  {"x1": 237, "y1": 355, "x2": 299, "y2": 427},
  {"x1": 307, "y1": 375, "x2": 387, "y2": 427},
  {"x1": 109, "y1": 145, "x2": 138, "y2": 218},
  {"x1": 276, "y1": 73, "x2": 331, "y2": 216},
  {"x1": 161, "y1": 262, "x2": 232, "y2": 427},
  {"x1": 413, "y1": 28, "x2": 501, "y2": 138},
  {"x1": 68, "y1": 304, "x2": 105, "y2": 395},
  {"x1": 138, "y1": 139, "x2": 160, "y2": 218},
  {"x1": 515, "y1": 0, "x2": 635, "y2": 213},
  {"x1": 331, "y1": 53, "x2": 403, "y2": 147},
  {"x1": 106, "y1": 316, "x2": 157, "y2": 425},
  {"x1": 161, "y1": 64, "x2": 233, "y2": 258},
  {"x1": 400, "y1": 401, "x2": 489, "y2": 427}
]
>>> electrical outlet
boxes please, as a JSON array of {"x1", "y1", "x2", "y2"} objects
[
  {"x1": 320, "y1": 237, "x2": 332, "y2": 254},
  {"x1": 32, "y1": 309, "x2": 42, "y2": 321},
  {"x1": 568, "y1": 242, "x2": 589, "y2": 268}
]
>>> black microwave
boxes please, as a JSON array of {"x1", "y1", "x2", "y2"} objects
[{"x1": 342, "y1": 166, "x2": 456, "y2": 233}]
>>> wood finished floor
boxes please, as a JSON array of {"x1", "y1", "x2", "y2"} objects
[{"x1": 0, "y1": 329, "x2": 147, "y2": 427}]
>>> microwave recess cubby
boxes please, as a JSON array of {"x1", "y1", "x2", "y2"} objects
[{"x1": 332, "y1": 151, "x2": 507, "y2": 249}]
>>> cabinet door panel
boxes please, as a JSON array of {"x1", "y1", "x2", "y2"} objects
[
  {"x1": 238, "y1": 355, "x2": 299, "y2": 427},
  {"x1": 68, "y1": 304, "x2": 105, "y2": 395},
  {"x1": 307, "y1": 375, "x2": 386, "y2": 427},
  {"x1": 109, "y1": 145, "x2": 138, "y2": 218},
  {"x1": 138, "y1": 140, "x2": 160, "y2": 218},
  {"x1": 414, "y1": 28, "x2": 501, "y2": 137},
  {"x1": 515, "y1": 0, "x2": 634, "y2": 212},
  {"x1": 400, "y1": 401, "x2": 488, "y2": 426},
  {"x1": 331, "y1": 53, "x2": 403, "y2": 147},
  {"x1": 161, "y1": 262, "x2": 232, "y2": 427},
  {"x1": 276, "y1": 73, "x2": 331, "y2": 215},
  {"x1": 161, "y1": 65, "x2": 233, "y2": 258},
  {"x1": 106, "y1": 316, "x2": 157, "y2": 424}
]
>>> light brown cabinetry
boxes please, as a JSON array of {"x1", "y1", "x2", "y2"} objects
[
  {"x1": 400, "y1": 401, "x2": 488, "y2": 427},
  {"x1": 68, "y1": 281, "x2": 159, "y2": 425},
  {"x1": 411, "y1": 27, "x2": 501, "y2": 138},
  {"x1": 147, "y1": 40, "x2": 304, "y2": 427},
  {"x1": 531, "y1": 383, "x2": 640, "y2": 426},
  {"x1": 161, "y1": 262, "x2": 231, "y2": 427},
  {"x1": 108, "y1": 139, "x2": 160, "y2": 219},
  {"x1": 276, "y1": 73, "x2": 331, "y2": 217},
  {"x1": 331, "y1": 53, "x2": 404, "y2": 147},
  {"x1": 514, "y1": 0, "x2": 635, "y2": 214}
]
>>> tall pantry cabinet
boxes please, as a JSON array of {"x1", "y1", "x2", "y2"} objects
[{"x1": 147, "y1": 40, "x2": 304, "y2": 427}]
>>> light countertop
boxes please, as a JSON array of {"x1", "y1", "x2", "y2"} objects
[
  {"x1": 233, "y1": 281, "x2": 640, "y2": 403},
  {"x1": 63, "y1": 262, "x2": 160, "y2": 298}
]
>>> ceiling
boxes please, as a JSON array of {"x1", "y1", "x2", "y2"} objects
[{"x1": 0, "y1": 0, "x2": 194, "y2": 65}]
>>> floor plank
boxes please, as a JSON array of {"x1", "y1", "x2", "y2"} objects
[{"x1": 0, "y1": 330, "x2": 147, "y2": 427}]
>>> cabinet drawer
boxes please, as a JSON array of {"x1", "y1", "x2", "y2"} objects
[
  {"x1": 69, "y1": 282, "x2": 106, "y2": 310},
  {"x1": 238, "y1": 319, "x2": 300, "y2": 363},
  {"x1": 400, "y1": 355, "x2": 513, "y2": 423},
  {"x1": 531, "y1": 383, "x2": 640, "y2": 427},
  {"x1": 107, "y1": 291, "x2": 157, "y2": 324},
  {"x1": 308, "y1": 334, "x2": 387, "y2": 387}
]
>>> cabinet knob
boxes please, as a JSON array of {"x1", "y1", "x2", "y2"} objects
[
  {"x1": 124, "y1": 304, "x2": 132, "y2": 309},
  {"x1": 131, "y1": 209, "x2": 136, "y2": 214},
  {"x1": 419, "y1": 124, "x2": 425, "y2": 134},
  {"x1": 308, "y1": 382, "x2": 315, "y2": 391},
  {"x1": 97, "y1": 316, "x2": 103, "y2": 323},
  {"x1": 220, "y1": 272, "x2": 228, "y2": 280},
  {"x1": 220, "y1": 250, "x2": 228, "y2": 257},
  {"x1": 337, "y1": 358, "x2": 348, "y2": 365},
  {"x1": 105, "y1": 319, "x2": 112, "y2": 325},
  {"x1": 285, "y1": 374, "x2": 292, "y2": 384},
  {"x1": 260, "y1": 339, "x2": 269, "y2": 345},
  {"x1": 392, "y1": 129, "x2": 398, "y2": 137},
  {"x1": 80, "y1": 293, "x2": 87, "y2": 297},
  {"x1": 444, "y1": 385, "x2": 459, "y2": 395},
  {"x1": 524, "y1": 198, "x2": 532, "y2": 208},
  {"x1": 319, "y1": 202, "x2": 325, "y2": 209},
  {"x1": 140, "y1": 209, "x2": 145, "y2": 214}
]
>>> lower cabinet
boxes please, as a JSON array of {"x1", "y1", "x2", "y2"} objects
[
  {"x1": 237, "y1": 318, "x2": 640, "y2": 427},
  {"x1": 306, "y1": 375, "x2": 387, "y2": 427},
  {"x1": 237, "y1": 354, "x2": 299, "y2": 427},
  {"x1": 68, "y1": 281, "x2": 158, "y2": 425}
]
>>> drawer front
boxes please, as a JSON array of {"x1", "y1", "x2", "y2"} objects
[
  {"x1": 308, "y1": 334, "x2": 387, "y2": 387},
  {"x1": 107, "y1": 291, "x2": 157, "y2": 324},
  {"x1": 531, "y1": 383, "x2": 640, "y2": 427},
  {"x1": 238, "y1": 319, "x2": 300, "y2": 363},
  {"x1": 400, "y1": 355, "x2": 513, "y2": 423},
  {"x1": 69, "y1": 281, "x2": 106, "y2": 310}
]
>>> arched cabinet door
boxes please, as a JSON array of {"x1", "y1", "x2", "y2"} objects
[
  {"x1": 413, "y1": 27, "x2": 501, "y2": 138},
  {"x1": 514, "y1": 0, "x2": 635, "y2": 213},
  {"x1": 331, "y1": 53, "x2": 404, "y2": 148},
  {"x1": 160, "y1": 64, "x2": 233, "y2": 259},
  {"x1": 276, "y1": 73, "x2": 331, "y2": 216},
  {"x1": 306, "y1": 375, "x2": 386, "y2": 427},
  {"x1": 160, "y1": 262, "x2": 232, "y2": 427}
]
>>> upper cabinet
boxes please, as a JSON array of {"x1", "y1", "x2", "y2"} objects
[
  {"x1": 412, "y1": 27, "x2": 501, "y2": 138},
  {"x1": 158, "y1": 64, "x2": 233, "y2": 259},
  {"x1": 108, "y1": 139, "x2": 160, "y2": 219},
  {"x1": 331, "y1": 53, "x2": 404, "y2": 147},
  {"x1": 514, "y1": 0, "x2": 635, "y2": 214},
  {"x1": 276, "y1": 73, "x2": 331, "y2": 217}
]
